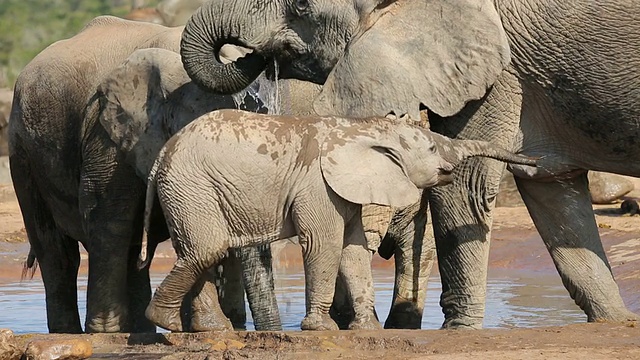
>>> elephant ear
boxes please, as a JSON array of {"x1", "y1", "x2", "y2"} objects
[
  {"x1": 320, "y1": 131, "x2": 420, "y2": 208},
  {"x1": 314, "y1": 0, "x2": 510, "y2": 119},
  {"x1": 97, "y1": 48, "x2": 191, "y2": 179}
]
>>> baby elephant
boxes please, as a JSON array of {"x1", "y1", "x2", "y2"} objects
[{"x1": 140, "y1": 109, "x2": 536, "y2": 332}]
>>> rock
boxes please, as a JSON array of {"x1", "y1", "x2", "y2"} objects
[
  {"x1": 23, "y1": 339, "x2": 92, "y2": 360},
  {"x1": 0, "y1": 329, "x2": 22, "y2": 360},
  {"x1": 588, "y1": 172, "x2": 634, "y2": 204}
]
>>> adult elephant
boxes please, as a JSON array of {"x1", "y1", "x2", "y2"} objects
[
  {"x1": 9, "y1": 16, "x2": 284, "y2": 333},
  {"x1": 179, "y1": 0, "x2": 640, "y2": 328}
]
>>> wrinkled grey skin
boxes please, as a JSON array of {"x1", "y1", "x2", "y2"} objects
[
  {"x1": 9, "y1": 16, "x2": 281, "y2": 333},
  {"x1": 180, "y1": 0, "x2": 640, "y2": 328},
  {"x1": 86, "y1": 46, "x2": 307, "y2": 332},
  {"x1": 140, "y1": 109, "x2": 537, "y2": 332}
]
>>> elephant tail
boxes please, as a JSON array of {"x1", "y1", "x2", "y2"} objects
[
  {"x1": 21, "y1": 246, "x2": 38, "y2": 281},
  {"x1": 138, "y1": 146, "x2": 166, "y2": 270}
]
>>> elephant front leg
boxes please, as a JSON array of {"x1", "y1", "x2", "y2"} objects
[
  {"x1": 337, "y1": 212, "x2": 381, "y2": 330},
  {"x1": 515, "y1": 173, "x2": 639, "y2": 322},
  {"x1": 81, "y1": 182, "x2": 144, "y2": 333},
  {"x1": 382, "y1": 194, "x2": 432, "y2": 329},
  {"x1": 339, "y1": 244, "x2": 381, "y2": 330},
  {"x1": 81, "y1": 140, "x2": 149, "y2": 333},
  {"x1": 429, "y1": 157, "x2": 504, "y2": 329},
  {"x1": 294, "y1": 198, "x2": 344, "y2": 331}
]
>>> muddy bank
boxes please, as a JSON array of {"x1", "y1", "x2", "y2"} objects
[
  {"x1": 6, "y1": 323, "x2": 639, "y2": 359},
  {"x1": 1, "y1": 179, "x2": 640, "y2": 357}
]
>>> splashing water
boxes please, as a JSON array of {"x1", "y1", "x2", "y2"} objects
[{"x1": 231, "y1": 59, "x2": 286, "y2": 116}]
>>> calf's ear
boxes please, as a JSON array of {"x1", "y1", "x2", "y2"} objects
[{"x1": 320, "y1": 132, "x2": 420, "y2": 208}]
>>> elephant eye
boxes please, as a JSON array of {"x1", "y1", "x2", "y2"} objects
[{"x1": 294, "y1": 0, "x2": 309, "y2": 12}]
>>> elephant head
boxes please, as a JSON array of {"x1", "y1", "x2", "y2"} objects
[
  {"x1": 180, "y1": 0, "x2": 509, "y2": 118},
  {"x1": 320, "y1": 118, "x2": 536, "y2": 208},
  {"x1": 90, "y1": 47, "x2": 246, "y2": 179}
]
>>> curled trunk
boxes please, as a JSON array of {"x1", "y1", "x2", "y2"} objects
[{"x1": 180, "y1": 1, "x2": 273, "y2": 94}]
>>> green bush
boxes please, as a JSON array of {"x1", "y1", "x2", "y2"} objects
[{"x1": 0, "y1": 0, "x2": 160, "y2": 87}]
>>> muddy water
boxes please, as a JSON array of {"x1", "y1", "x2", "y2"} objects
[{"x1": 0, "y1": 267, "x2": 584, "y2": 334}]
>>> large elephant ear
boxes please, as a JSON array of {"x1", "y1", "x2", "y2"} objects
[
  {"x1": 97, "y1": 48, "x2": 190, "y2": 178},
  {"x1": 314, "y1": 0, "x2": 509, "y2": 119},
  {"x1": 320, "y1": 131, "x2": 420, "y2": 208}
]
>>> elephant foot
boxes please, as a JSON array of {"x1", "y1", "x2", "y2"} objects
[
  {"x1": 133, "y1": 319, "x2": 158, "y2": 333},
  {"x1": 190, "y1": 308, "x2": 233, "y2": 332},
  {"x1": 588, "y1": 308, "x2": 639, "y2": 323},
  {"x1": 301, "y1": 312, "x2": 339, "y2": 331},
  {"x1": 348, "y1": 316, "x2": 382, "y2": 330},
  {"x1": 85, "y1": 309, "x2": 128, "y2": 333},
  {"x1": 440, "y1": 317, "x2": 482, "y2": 330},
  {"x1": 383, "y1": 302, "x2": 422, "y2": 329},
  {"x1": 145, "y1": 301, "x2": 183, "y2": 332}
]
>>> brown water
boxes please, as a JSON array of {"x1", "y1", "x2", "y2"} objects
[{"x1": 0, "y1": 267, "x2": 585, "y2": 333}]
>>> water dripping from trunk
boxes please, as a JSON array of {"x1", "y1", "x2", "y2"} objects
[{"x1": 231, "y1": 59, "x2": 289, "y2": 116}]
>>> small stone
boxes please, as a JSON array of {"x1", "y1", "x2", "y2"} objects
[
  {"x1": 0, "y1": 329, "x2": 22, "y2": 360},
  {"x1": 23, "y1": 339, "x2": 92, "y2": 360}
]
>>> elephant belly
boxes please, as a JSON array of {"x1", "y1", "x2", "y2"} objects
[{"x1": 510, "y1": 82, "x2": 640, "y2": 180}]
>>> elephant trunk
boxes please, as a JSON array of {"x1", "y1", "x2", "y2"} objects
[
  {"x1": 180, "y1": 0, "x2": 275, "y2": 94},
  {"x1": 438, "y1": 136, "x2": 538, "y2": 167}
]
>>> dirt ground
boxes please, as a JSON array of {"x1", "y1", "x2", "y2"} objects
[{"x1": 1, "y1": 179, "x2": 639, "y2": 359}]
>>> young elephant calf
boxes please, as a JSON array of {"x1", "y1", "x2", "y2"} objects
[{"x1": 140, "y1": 109, "x2": 536, "y2": 332}]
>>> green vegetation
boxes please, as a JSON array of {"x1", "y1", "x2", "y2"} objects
[{"x1": 0, "y1": 0, "x2": 160, "y2": 88}]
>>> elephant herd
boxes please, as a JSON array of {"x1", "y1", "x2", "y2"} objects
[{"x1": 7, "y1": 0, "x2": 640, "y2": 334}]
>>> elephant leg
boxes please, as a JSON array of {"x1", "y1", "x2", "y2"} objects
[
  {"x1": 295, "y1": 194, "x2": 344, "y2": 331},
  {"x1": 383, "y1": 193, "x2": 432, "y2": 329},
  {"x1": 329, "y1": 274, "x2": 354, "y2": 330},
  {"x1": 127, "y1": 243, "x2": 156, "y2": 333},
  {"x1": 127, "y1": 208, "x2": 166, "y2": 333},
  {"x1": 80, "y1": 159, "x2": 146, "y2": 333},
  {"x1": 428, "y1": 70, "x2": 523, "y2": 329},
  {"x1": 237, "y1": 244, "x2": 283, "y2": 331},
  {"x1": 211, "y1": 250, "x2": 247, "y2": 330},
  {"x1": 147, "y1": 195, "x2": 231, "y2": 332},
  {"x1": 10, "y1": 151, "x2": 82, "y2": 333},
  {"x1": 339, "y1": 214, "x2": 380, "y2": 330},
  {"x1": 189, "y1": 270, "x2": 234, "y2": 332},
  {"x1": 515, "y1": 173, "x2": 638, "y2": 322}
]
